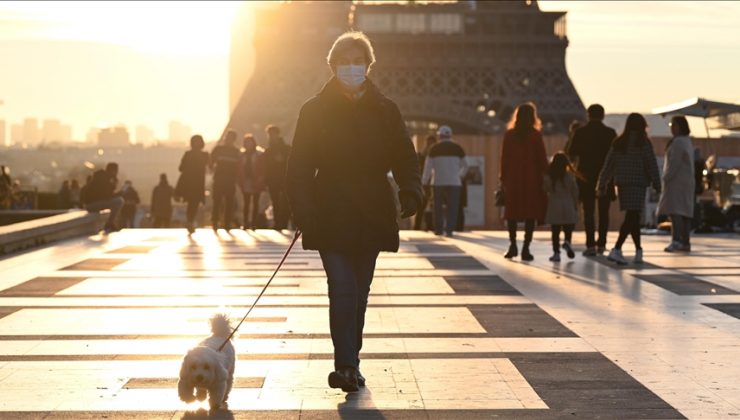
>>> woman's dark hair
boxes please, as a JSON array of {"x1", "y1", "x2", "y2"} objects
[
  {"x1": 243, "y1": 134, "x2": 257, "y2": 151},
  {"x1": 548, "y1": 151, "x2": 578, "y2": 187},
  {"x1": 507, "y1": 102, "x2": 542, "y2": 139},
  {"x1": 671, "y1": 115, "x2": 690, "y2": 136},
  {"x1": 613, "y1": 113, "x2": 648, "y2": 152},
  {"x1": 190, "y1": 135, "x2": 205, "y2": 150}
]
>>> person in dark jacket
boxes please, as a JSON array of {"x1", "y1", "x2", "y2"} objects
[
  {"x1": 79, "y1": 175, "x2": 92, "y2": 208},
  {"x1": 597, "y1": 113, "x2": 661, "y2": 265},
  {"x1": 151, "y1": 173, "x2": 174, "y2": 228},
  {"x1": 58, "y1": 180, "x2": 72, "y2": 209},
  {"x1": 286, "y1": 31, "x2": 422, "y2": 393},
  {"x1": 263, "y1": 125, "x2": 292, "y2": 230},
  {"x1": 210, "y1": 130, "x2": 241, "y2": 231},
  {"x1": 84, "y1": 162, "x2": 124, "y2": 233},
  {"x1": 118, "y1": 180, "x2": 140, "y2": 228},
  {"x1": 568, "y1": 104, "x2": 617, "y2": 256},
  {"x1": 176, "y1": 135, "x2": 210, "y2": 234},
  {"x1": 69, "y1": 179, "x2": 81, "y2": 208},
  {"x1": 0, "y1": 166, "x2": 11, "y2": 209}
]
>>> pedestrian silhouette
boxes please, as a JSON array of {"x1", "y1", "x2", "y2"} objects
[
  {"x1": 176, "y1": 135, "x2": 210, "y2": 234},
  {"x1": 151, "y1": 173, "x2": 175, "y2": 228},
  {"x1": 500, "y1": 102, "x2": 548, "y2": 261}
]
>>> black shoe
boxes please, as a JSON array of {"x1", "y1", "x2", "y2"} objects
[
  {"x1": 562, "y1": 242, "x2": 575, "y2": 259},
  {"x1": 103, "y1": 223, "x2": 120, "y2": 234},
  {"x1": 504, "y1": 243, "x2": 518, "y2": 259},
  {"x1": 357, "y1": 370, "x2": 366, "y2": 387},
  {"x1": 521, "y1": 243, "x2": 534, "y2": 261},
  {"x1": 328, "y1": 368, "x2": 359, "y2": 392}
]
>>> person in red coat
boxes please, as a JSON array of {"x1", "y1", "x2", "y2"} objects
[{"x1": 499, "y1": 102, "x2": 548, "y2": 261}]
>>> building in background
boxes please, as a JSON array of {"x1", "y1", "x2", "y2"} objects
[
  {"x1": 135, "y1": 125, "x2": 155, "y2": 145},
  {"x1": 226, "y1": 1, "x2": 352, "y2": 142},
  {"x1": 60, "y1": 124, "x2": 73, "y2": 142},
  {"x1": 168, "y1": 120, "x2": 192, "y2": 145},
  {"x1": 226, "y1": 0, "x2": 584, "y2": 140},
  {"x1": 86, "y1": 128, "x2": 100, "y2": 145},
  {"x1": 41, "y1": 119, "x2": 62, "y2": 142},
  {"x1": 10, "y1": 124, "x2": 22, "y2": 146},
  {"x1": 22, "y1": 118, "x2": 40, "y2": 146},
  {"x1": 98, "y1": 126, "x2": 130, "y2": 148}
]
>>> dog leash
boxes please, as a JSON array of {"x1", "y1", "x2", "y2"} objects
[{"x1": 218, "y1": 230, "x2": 302, "y2": 351}]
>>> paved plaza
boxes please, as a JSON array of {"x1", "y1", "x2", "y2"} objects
[{"x1": 0, "y1": 229, "x2": 739, "y2": 419}]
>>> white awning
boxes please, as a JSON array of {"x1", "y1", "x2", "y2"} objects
[{"x1": 653, "y1": 97, "x2": 740, "y2": 118}]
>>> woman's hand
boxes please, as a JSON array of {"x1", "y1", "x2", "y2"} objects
[{"x1": 399, "y1": 191, "x2": 419, "y2": 218}]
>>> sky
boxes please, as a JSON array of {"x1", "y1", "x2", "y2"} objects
[{"x1": 0, "y1": 1, "x2": 739, "y2": 143}]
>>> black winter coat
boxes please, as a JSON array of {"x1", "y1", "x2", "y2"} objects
[
  {"x1": 176, "y1": 150, "x2": 209, "y2": 203},
  {"x1": 263, "y1": 141, "x2": 291, "y2": 190},
  {"x1": 83, "y1": 170, "x2": 116, "y2": 205},
  {"x1": 568, "y1": 121, "x2": 617, "y2": 199},
  {"x1": 286, "y1": 78, "x2": 422, "y2": 252}
]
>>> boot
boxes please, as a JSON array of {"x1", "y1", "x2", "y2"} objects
[
  {"x1": 521, "y1": 242, "x2": 534, "y2": 261},
  {"x1": 328, "y1": 367, "x2": 359, "y2": 393},
  {"x1": 504, "y1": 242, "x2": 518, "y2": 259}
]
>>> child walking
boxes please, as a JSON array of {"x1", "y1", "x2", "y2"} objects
[{"x1": 544, "y1": 152, "x2": 580, "y2": 262}]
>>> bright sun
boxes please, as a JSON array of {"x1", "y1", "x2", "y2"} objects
[{"x1": 1, "y1": 1, "x2": 247, "y2": 56}]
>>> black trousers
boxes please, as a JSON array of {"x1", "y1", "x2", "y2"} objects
[
  {"x1": 269, "y1": 185, "x2": 290, "y2": 230},
  {"x1": 581, "y1": 192, "x2": 611, "y2": 249},
  {"x1": 186, "y1": 200, "x2": 199, "y2": 225},
  {"x1": 615, "y1": 210, "x2": 641, "y2": 250},
  {"x1": 507, "y1": 219, "x2": 535, "y2": 243},
  {"x1": 551, "y1": 224, "x2": 574, "y2": 253},
  {"x1": 212, "y1": 182, "x2": 236, "y2": 228},
  {"x1": 242, "y1": 192, "x2": 260, "y2": 229},
  {"x1": 319, "y1": 250, "x2": 379, "y2": 370}
]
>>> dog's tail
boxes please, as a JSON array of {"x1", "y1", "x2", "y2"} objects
[{"x1": 210, "y1": 313, "x2": 233, "y2": 338}]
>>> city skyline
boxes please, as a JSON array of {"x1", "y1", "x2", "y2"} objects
[
  {"x1": 1, "y1": 117, "x2": 193, "y2": 147},
  {"x1": 0, "y1": 1, "x2": 739, "y2": 142}
]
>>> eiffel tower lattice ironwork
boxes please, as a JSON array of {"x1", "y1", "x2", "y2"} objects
[{"x1": 227, "y1": 0, "x2": 585, "y2": 140}]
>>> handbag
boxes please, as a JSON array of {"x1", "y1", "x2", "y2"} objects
[{"x1": 494, "y1": 188, "x2": 505, "y2": 207}]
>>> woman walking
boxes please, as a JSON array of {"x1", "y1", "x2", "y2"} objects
[
  {"x1": 237, "y1": 134, "x2": 265, "y2": 229},
  {"x1": 176, "y1": 135, "x2": 210, "y2": 234},
  {"x1": 657, "y1": 116, "x2": 695, "y2": 252},
  {"x1": 597, "y1": 113, "x2": 661, "y2": 265},
  {"x1": 500, "y1": 102, "x2": 548, "y2": 261},
  {"x1": 287, "y1": 31, "x2": 421, "y2": 392},
  {"x1": 544, "y1": 152, "x2": 580, "y2": 262}
]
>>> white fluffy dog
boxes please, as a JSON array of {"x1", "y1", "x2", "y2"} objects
[{"x1": 178, "y1": 314, "x2": 235, "y2": 410}]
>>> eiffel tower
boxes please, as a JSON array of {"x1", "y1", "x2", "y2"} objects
[{"x1": 227, "y1": 0, "x2": 585, "y2": 140}]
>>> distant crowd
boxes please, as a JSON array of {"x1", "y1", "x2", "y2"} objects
[
  {"x1": 63, "y1": 125, "x2": 293, "y2": 234},
  {"x1": 2, "y1": 101, "x2": 717, "y2": 265},
  {"x1": 68, "y1": 101, "x2": 705, "y2": 267},
  {"x1": 493, "y1": 102, "x2": 701, "y2": 265}
]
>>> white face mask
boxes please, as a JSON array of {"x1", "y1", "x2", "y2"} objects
[{"x1": 335, "y1": 65, "x2": 367, "y2": 88}]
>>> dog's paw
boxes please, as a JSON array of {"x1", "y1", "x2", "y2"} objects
[{"x1": 179, "y1": 393, "x2": 196, "y2": 403}]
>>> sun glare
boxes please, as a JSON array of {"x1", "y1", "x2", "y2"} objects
[{"x1": 1, "y1": 1, "x2": 245, "y2": 56}]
